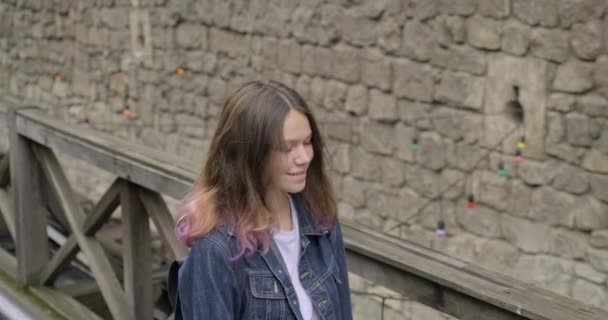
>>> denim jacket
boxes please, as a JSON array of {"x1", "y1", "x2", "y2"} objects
[{"x1": 177, "y1": 194, "x2": 353, "y2": 320}]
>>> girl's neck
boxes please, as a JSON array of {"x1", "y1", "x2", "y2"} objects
[{"x1": 266, "y1": 190, "x2": 293, "y2": 231}]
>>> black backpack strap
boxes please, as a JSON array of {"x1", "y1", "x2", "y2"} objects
[{"x1": 168, "y1": 259, "x2": 184, "y2": 320}]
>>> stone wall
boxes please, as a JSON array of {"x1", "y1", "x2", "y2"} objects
[{"x1": 1, "y1": 0, "x2": 608, "y2": 317}]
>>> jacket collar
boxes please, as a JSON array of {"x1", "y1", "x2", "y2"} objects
[{"x1": 290, "y1": 193, "x2": 328, "y2": 236}]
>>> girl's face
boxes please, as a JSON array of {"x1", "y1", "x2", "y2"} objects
[{"x1": 265, "y1": 109, "x2": 314, "y2": 195}]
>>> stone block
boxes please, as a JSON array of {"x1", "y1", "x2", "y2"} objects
[
  {"x1": 360, "y1": 49, "x2": 392, "y2": 91},
  {"x1": 438, "y1": 0, "x2": 477, "y2": 16},
  {"x1": 500, "y1": 214, "x2": 551, "y2": 253},
  {"x1": 587, "y1": 247, "x2": 608, "y2": 273},
  {"x1": 528, "y1": 187, "x2": 577, "y2": 227},
  {"x1": 511, "y1": 255, "x2": 574, "y2": 296},
  {"x1": 360, "y1": 120, "x2": 395, "y2": 155},
  {"x1": 404, "y1": 0, "x2": 439, "y2": 20},
  {"x1": 471, "y1": 170, "x2": 510, "y2": 211},
  {"x1": 590, "y1": 173, "x2": 608, "y2": 203},
  {"x1": 456, "y1": 204, "x2": 502, "y2": 238},
  {"x1": 593, "y1": 56, "x2": 608, "y2": 99},
  {"x1": 466, "y1": 15, "x2": 501, "y2": 50},
  {"x1": 342, "y1": 177, "x2": 367, "y2": 208},
  {"x1": 351, "y1": 147, "x2": 382, "y2": 182},
  {"x1": 368, "y1": 89, "x2": 398, "y2": 122},
  {"x1": 582, "y1": 150, "x2": 608, "y2": 173},
  {"x1": 392, "y1": 59, "x2": 433, "y2": 102},
  {"x1": 435, "y1": 71, "x2": 484, "y2": 110},
  {"x1": 553, "y1": 60, "x2": 594, "y2": 93},
  {"x1": 545, "y1": 143, "x2": 586, "y2": 165},
  {"x1": 530, "y1": 29, "x2": 570, "y2": 63},
  {"x1": 516, "y1": 158, "x2": 551, "y2": 186},
  {"x1": 277, "y1": 39, "x2": 302, "y2": 73},
  {"x1": 559, "y1": 0, "x2": 607, "y2": 28},
  {"x1": 547, "y1": 93, "x2": 576, "y2": 112},
  {"x1": 401, "y1": 20, "x2": 434, "y2": 62},
  {"x1": 577, "y1": 94, "x2": 608, "y2": 118},
  {"x1": 548, "y1": 228, "x2": 588, "y2": 259},
  {"x1": 551, "y1": 162, "x2": 589, "y2": 195},
  {"x1": 574, "y1": 197, "x2": 608, "y2": 231},
  {"x1": 513, "y1": 0, "x2": 559, "y2": 27},
  {"x1": 475, "y1": 239, "x2": 520, "y2": 275},
  {"x1": 446, "y1": 142, "x2": 487, "y2": 171},
  {"x1": 329, "y1": 142, "x2": 351, "y2": 174},
  {"x1": 209, "y1": 28, "x2": 249, "y2": 58},
  {"x1": 332, "y1": 44, "x2": 360, "y2": 83},
  {"x1": 381, "y1": 157, "x2": 406, "y2": 187},
  {"x1": 574, "y1": 262, "x2": 607, "y2": 284},
  {"x1": 398, "y1": 100, "x2": 434, "y2": 130},
  {"x1": 176, "y1": 23, "x2": 205, "y2": 49},
  {"x1": 433, "y1": 234, "x2": 479, "y2": 263},
  {"x1": 416, "y1": 132, "x2": 447, "y2": 170},
  {"x1": 345, "y1": 84, "x2": 368, "y2": 116},
  {"x1": 430, "y1": 45, "x2": 486, "y2": 76},
  {"x1": 434, "y1": 15, "x2": 466, "y2": 45},
  {"x1": 478, "y1": 0, "x2": 510, "y2": 18},
  {"x1": 336, "y1": 12, "x2": 377, "y2": 47},
  {"x1": 591, "y1": 230, "x2": 608, "y2": 248},
  {"x1": 570, "y1": 21, "x2": 603, "y2": 61},
  {"x1": 566, "y1": 113, "x2": 602, "y2": 147},
  {"x1": 404, "y1": 164, "x2": 441, "y2": 198},
  {"x1": 322, "y1": 80, "x2": 347, "y2": 112},
  {"x1": 394, "y1": 123, "x2": 416, "y2": 162},
  {"x1": 323, "y1": 115, "x2": 354, "y2": 143},
  {"x1": 572, "y1": 279, "x2": 608, "y2": 307}
]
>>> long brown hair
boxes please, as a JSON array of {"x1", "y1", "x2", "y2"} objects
[{"x1": 176, "y1": 80, "x2": 337, "y2": 257}]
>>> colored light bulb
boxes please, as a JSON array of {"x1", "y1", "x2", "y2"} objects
[
  {"x1": 436, "y1": 220, "x2": 446, "y2": 237},
  {"x1": 515, "y1": 149, "x2": 524, "y2": 163},
  {"x1": 498, "y1": 162, "x2": 507, "y2": 177},
  {"x1": 411, "y1": 137, "x2": 419, "y2": 150},
  {"x1": 54, "y1": 73, "x2": 63, "y2": 81},
  {"x1": 177, "y1": 67, "x2": 186, "y2": 75},
  {"x1": 467, "y1": 194, "x2": 476, "y2": 208},
  {"x1": 517, "y1": 136, "x2": 526, "y2": 150},
  {"x1": 121, "y1": 106, "x2": 133, "y2": 118}
]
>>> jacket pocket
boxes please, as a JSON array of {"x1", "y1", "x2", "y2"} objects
[{"x1": 249, "y1": 273, "x2": 286, "y2": 299}]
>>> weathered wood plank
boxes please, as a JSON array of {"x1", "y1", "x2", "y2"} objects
[
  {"x1": 83, "y1": 178, "x2": 122, "y2": 236},
  {"x1": 16, "y1": 108, "x2": 196, "y2": 199},
  {"x1": 341, "y1": 219, "x2": 608, "y2": 320},
  {"x1": 32, "y1": 144, "x2": 132, "y2": 320},
  {"x1": 0, "y1": 189, "x2": 15, "y2": 240},
  {"x1": 138, "y1": 188, "x2": 188, "y2": 260},
  {"x1": 30, "y1": 286, "x2": 103, "y2": 320},
  {"x1": 0, "y1": 247, "x2": 17, "y2": 278},
  {"x1": 122, "y1": 182, "x2": 153, "y2": 320},
  {"x1": 40, "y1": 236, "x2": 78, "y2": 285},
  {"x1": 0, "y1": 150, "x2": 9, "y2": 187},
  {"x1": 8, "y1": 109, "x2": 48, "y2": 285}
]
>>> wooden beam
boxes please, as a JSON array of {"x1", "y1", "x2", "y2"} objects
[
  {"x1": 122, "y1": 182, "x2": 153, "y2": 320},
  {"x1": 341, "y1": 219, "x2": 608, "y2": 320},
  {"x1": 0, "y1": 150, "x2": 9, "y2": 187},
  {"x1": 32, "y1": 144, "x2": 132, "y2": 320},
  {"x1": 39, "y1": 178, "x2": 122, "y2": 285},
  {"x1": 8, "y1": 109, "x2": 48, "y2": 285},
  {"x1": 83, "y1": 178, "x2": 122, "y2": 236},
  {"x1": 138, "y1": 188, "x2": 188, "y2": 260},
  {"x1": 29, "y1": 286, "x2": 103, "y2": 320},
  {"x1": 15, "y1": 108, "x2": 196, "y2": 199},
  {"x1": 0, "y1": 247, "x2": 17, "y2": 278},
  {"x1": 0, "y1": 189, "x2": 15, "y2": 241}
]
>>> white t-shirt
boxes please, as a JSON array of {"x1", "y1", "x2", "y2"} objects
[{"x1": 272, "y1": 195, "x2": 320, "y2": 320}]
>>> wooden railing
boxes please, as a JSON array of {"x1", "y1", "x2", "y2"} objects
[{"x1": 0, "y1": 105, "x2": 607, "y2": 320}]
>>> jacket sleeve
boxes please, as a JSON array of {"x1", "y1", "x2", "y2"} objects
[
  {"x1": 178, "y1": 237, "x2": 239, "y2": 320},
  {"x1": 330, "y1": 221, "x2": 353, "y2": 320}
]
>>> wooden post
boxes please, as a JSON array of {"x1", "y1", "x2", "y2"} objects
[
  {"x1": 122, "y1": 182, "x2": 153, "y2": 320},
  {"x1": 8, "y1": 109, "x2": 48, "y2": 285}
]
